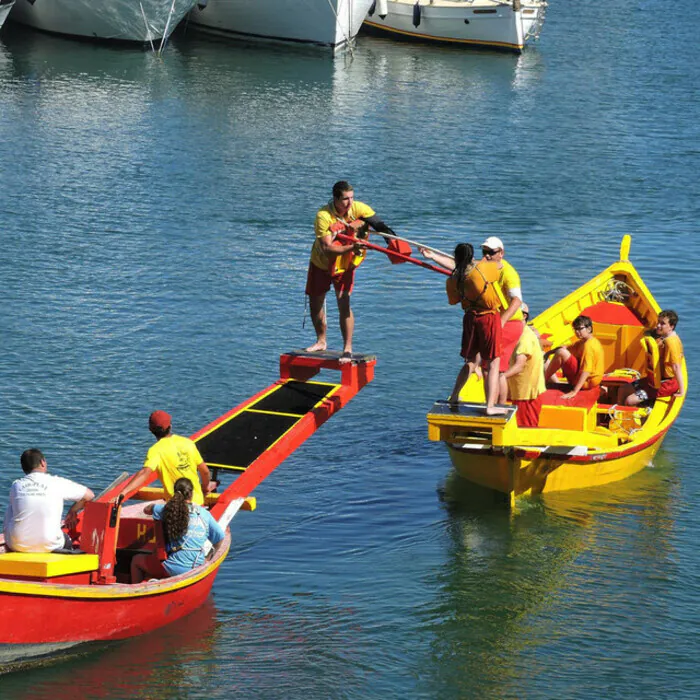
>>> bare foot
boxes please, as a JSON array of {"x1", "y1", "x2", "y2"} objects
[
  {"x1": 485, "y1": 406, "x2": 508, "y2": 416},
  {"x1": 338, "y1": 351, "x2": 353, "y2": 365},
  {"x1": 306, "y1": 341, "x2": 327, "y2": 353}
]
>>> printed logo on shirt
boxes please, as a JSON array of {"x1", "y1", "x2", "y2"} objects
[{"x1": 177, "y1": 449, "x2": 191, "y2": 473}]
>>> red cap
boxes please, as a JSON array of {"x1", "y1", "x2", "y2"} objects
[{"x1": 148, "y1": 410, "x2": 171, "y2": 432}]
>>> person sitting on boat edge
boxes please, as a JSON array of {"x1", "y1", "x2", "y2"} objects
[
  {"x1": 544, "y1": 315, "x2": 605, "y2": 400},
  {"x1": 619, "y1": 310, "x2": 685, "y2": 406},
  {"x1": 3, "y1": 448, "x2": 95, "y2": 553},
  {"x1": 502, "y1": 323, "x2": 546, "y2": 427},
  {"x1": 444, "y1": 243, "x2": 506, "y2": 414},
  {"x1": 130, "y1": 477, "x2": 225, "y2": 584},
  {"x1": 118, "y1": 410, "x2": 216, "y2": 505},
  {"x1": 480, "y1": 237, "x2": 526, "y2": 404},
  {"x1": 306, "y1": 180, "x2": 395, "y2": 364}
]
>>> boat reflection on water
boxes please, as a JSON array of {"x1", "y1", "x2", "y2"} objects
[
  {"x1": 422, "y1": 460, "x2": 676, "y2": 696},
  {"x1": 0, "y1": 597, "x2": 219, "y2": 689}
]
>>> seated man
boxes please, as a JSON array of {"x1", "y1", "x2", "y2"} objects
[
  {"x1": 544, "y1": 315, "x2": 604, "y2": 401},
  {"x1": 502, "y1": 324, "x2": 546, "y2": 427},
  {"x1": 620, "y1": 310, "x2": 685, "y2": 406},
  {"x1": 3, "y1": 448, "x2": 94, "y2": 553}
]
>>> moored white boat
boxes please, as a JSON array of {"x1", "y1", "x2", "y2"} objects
[
  {"x1": 363, "y1": 0, "x2": 546, "y2": 52},
  {"x1": 187, "y1": 0, "x2": 375, "y2": 52},
  {"x1": 9, "y1": 0, "x2": 197, "y2": 44},
  {"x1": 0, "y1": 0, "x2": 14, "y2": 29}
]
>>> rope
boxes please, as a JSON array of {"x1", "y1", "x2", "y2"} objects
[
  {"x1": 157, "y1": 0, "x2": 178, "y2": 56},
  {"x1": 602, "y1": 278, "x2": 635, "y2": 303},
  {"x1": 326, "y1": 0, "x2": 354, "y2": 58},
  {"x1": 140, "y1": 3, "x2": 156, "y2": 53},
  {"x1": 606, "y1": 403, "x2": 649, "y2": 437}
]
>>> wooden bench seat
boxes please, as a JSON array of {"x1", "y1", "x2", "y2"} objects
[{"x1": 0, "y1": 551, "x2": 99, "y2": 579}]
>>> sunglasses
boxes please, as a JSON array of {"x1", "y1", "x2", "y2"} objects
[{"x1": 482, "y1": 248, "x2": 499, "y2": 256}]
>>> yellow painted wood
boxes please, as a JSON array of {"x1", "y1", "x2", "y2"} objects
[
  {"x1": 133, "y1": 487, "x2": 256, "y2": 511},
  {"x1": 0, "y1": 552, "x2": 99, "y2": 578},
  {"x1": 431, "y1": 237, "x2": 687, "y2": 498}
]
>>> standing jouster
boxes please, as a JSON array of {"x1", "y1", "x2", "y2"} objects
[{"x1": 306, "y1": 181, "x2": 394, "y2": 363}]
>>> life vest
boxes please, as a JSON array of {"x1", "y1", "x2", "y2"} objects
[
  {"x1": 458, "y1": 262, "x2": 502, "y2": 312},
  {"x1": 640, "y1": 335, "x2": 661, "y2": 389},
  {"x1": 328, "y1": 219, "x2": 369, "y2": 276}
]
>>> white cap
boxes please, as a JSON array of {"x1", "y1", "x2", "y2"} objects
[{"x1": 481, "y1": 236, "x2": 504, "y2": 251}]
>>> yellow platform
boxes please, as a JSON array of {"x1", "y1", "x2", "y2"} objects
[{"x1": 0, "y1": 552, "x2": 100, "y2": 578}]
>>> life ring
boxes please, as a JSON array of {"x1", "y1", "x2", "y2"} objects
[{"x1": 640, "y1": 335, "x2": 661, "y2": 389}]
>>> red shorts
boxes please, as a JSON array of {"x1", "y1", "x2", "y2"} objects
[
  {"x1": 461, "y1": 311, "x2": 502, "y2": 364},
  {"x1": 560, "y1": 353, "x2": 601, "y2": 391},
  {"x1": 637, "y1": 376, "x2": 679, "y2": 402},
  {"x1": 499, "y1": 320, "x2": 525, "y2": 371},
  {"x1": 561, "y1": 353, "x2": 580, "y2": 385},
  {"x1": 513, "y1": 395, "x2": 542, "y2": 428},
  {"x1": 305, "y1": 262, "x2": 355, "y2": 297},
  {"x1": 657, "y1": 377, "x2": 680, "y2": 398}
]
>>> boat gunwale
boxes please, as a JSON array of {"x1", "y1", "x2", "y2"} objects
[
  {"x1": 0, "y1": 531, "x2": 231, "y2": 599},
  {"x1": 448, "y1": 424, "x2": 670, "y2": 463}
]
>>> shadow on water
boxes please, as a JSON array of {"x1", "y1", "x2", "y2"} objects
[{"x1": 418, "y1": 461, "x2": 677, "y2": 699}]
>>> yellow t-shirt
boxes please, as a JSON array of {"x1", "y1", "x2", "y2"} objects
[
  {"x1": 507, "y1": 325, "x2": 546, "y2": 400},
  {"x1": 570, "y1": 336, "x2": 604, "y2": 388},
  {"x1": 661, "y1": 333, "x2": 684, "y2": 379},
  {"x1": 310, "y1": 200, "x2": 375, "y2": 271},
  {"x1": 499, "y1": 260, "x2": 524, "y2": 322},
  {"x1": 446, "y1": 260, "x2": 502, "y2": 313},
  {"x1": 144, "y1": 434, "x2": 205, "y2": 505}
]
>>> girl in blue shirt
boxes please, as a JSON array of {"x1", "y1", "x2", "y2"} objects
[{"x1": 131, "y1": 477, "x2": 225, "y2": 583}]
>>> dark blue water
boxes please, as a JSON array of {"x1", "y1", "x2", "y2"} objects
[{"x1": 1, "y1": 1, "x2": 699, "y2": 697}]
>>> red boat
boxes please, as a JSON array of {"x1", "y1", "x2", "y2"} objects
[{"x1": 0, "y1": 351, "x2": 376, "y2": 669}]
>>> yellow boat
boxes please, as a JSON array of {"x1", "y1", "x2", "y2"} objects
[{"x1": 426, "y1": 236, "x2": 687, "y2": 501}]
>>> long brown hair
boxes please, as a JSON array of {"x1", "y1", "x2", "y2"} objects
[
  {"x1": 452, "y1": 243, "x2": 475, "y2": 298},
  {"x1": 162, "y1": 478, "x2": 194, "y2": 543}
]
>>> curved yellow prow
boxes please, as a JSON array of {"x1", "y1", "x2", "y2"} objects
[{"x1": 620, "y1": 235, "x2": 631, "y2": 262}]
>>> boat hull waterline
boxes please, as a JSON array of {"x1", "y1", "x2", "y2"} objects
[
  {"x1": 364, "y1": 0, "x2": 546, "y2": 52},
  {"x1": 10, "y1": 0, "x2": 197, "y2": 43},
  {"x1": 0, "y1": 0, "x2": 14, "y2": 29},
  {"x1": 0, "y1": 527, "x2": 229, "y2": 665},
  {"x1": 188, "y1": 0, "x2": 375, "y2": 51}
]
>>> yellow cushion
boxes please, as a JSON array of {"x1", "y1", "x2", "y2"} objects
[{"x1": 0, "y1": 552, "x2": 99, "y2": 578}]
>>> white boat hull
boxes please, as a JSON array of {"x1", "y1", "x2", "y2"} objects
[
  {"x1": 363, "y1": 0, "x2": 546, "y2": 52},
  {"x1": 9, "y1": 0, "x2": 197, "y2": 42},
  {"x1": 0, "y1": 0, "x2": 14, "y2": 29},
  {"x1": 188, "y1": 0, "x2": 375, "y2": 51}
]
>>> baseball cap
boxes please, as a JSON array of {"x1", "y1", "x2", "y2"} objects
[
  {"x1": 481, "y1": 236, "x2": 504, "y2": 251},
  {"x1": 148, "y1": 410, "x2": 172, "y2": 432}
]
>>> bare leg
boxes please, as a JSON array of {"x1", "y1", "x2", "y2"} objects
[
  {"x1": 498, "y1": 372, "x2": 508, "y2": 404},
  {"x1": 619, "y1": 384, "x2": 642, "y2": 406},
  {"x1": 131, "y1": 553, "x2": 165, "y2": 584},
  {"x1": 306, "y1": 294, "x2": 327, "y2": 352},
  {"x1": 449, "y1": 362, "x2": 472, "y2": 403},
  {"x1": 485, "y1": 357, "x2": 507, "y2": 415},
  {"x1": 336, "y1": 290, "x2": 354, "y2": 363},
  {"x1": 544, "y1": 347, "x2": 570, "y2": 383}
]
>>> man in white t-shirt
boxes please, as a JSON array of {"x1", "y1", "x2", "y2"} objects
[{"x1": 3, "y1": 448, "x2": 95, "y2": 552}]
